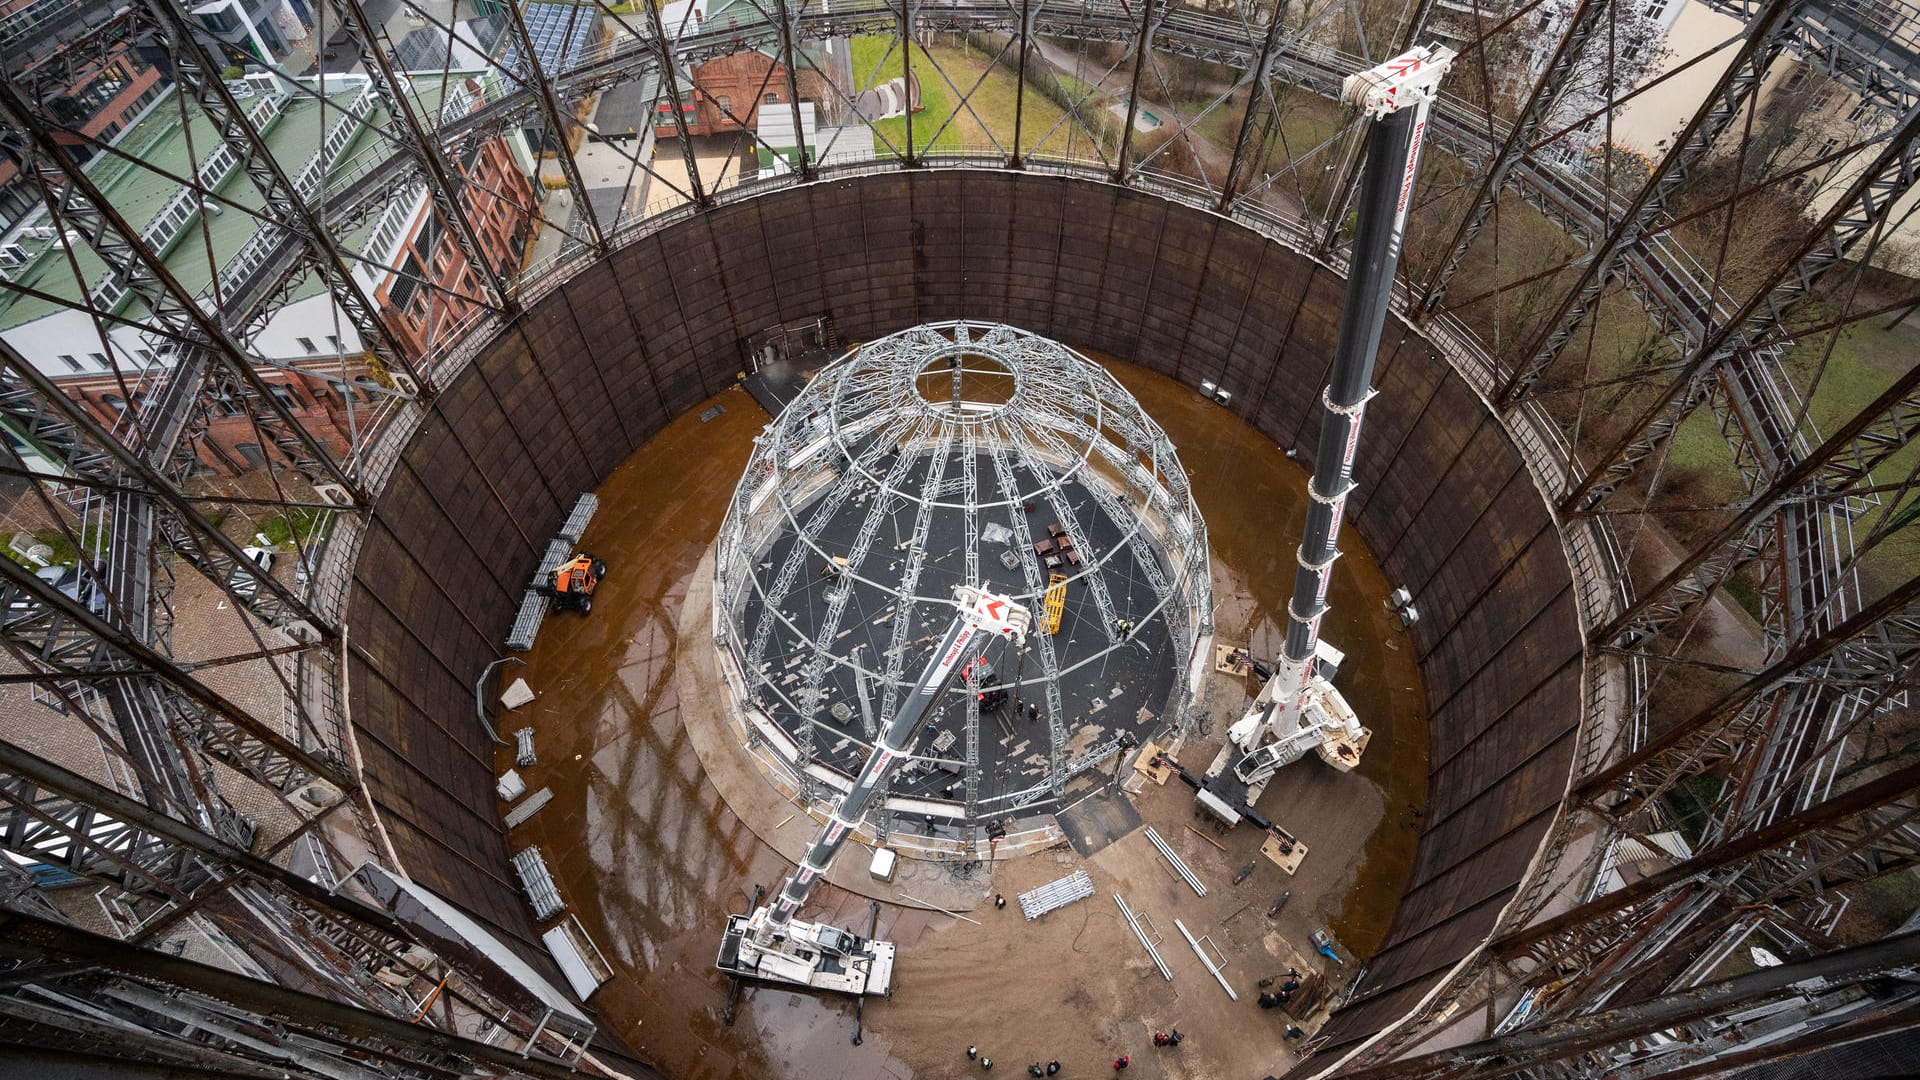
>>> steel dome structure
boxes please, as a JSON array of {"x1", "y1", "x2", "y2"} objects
[
  {"x1": 713, "y1": 321, "x2": 1211, "y2": 830},
  {"x1": 0, "y1": 0, "x2": 1914, "y2": 1075}
]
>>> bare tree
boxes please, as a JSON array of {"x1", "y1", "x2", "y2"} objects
[{"x1": 1527, "y1": 0, "x2": 1673, "y2": 157}]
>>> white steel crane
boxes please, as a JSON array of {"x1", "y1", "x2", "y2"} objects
[
  {"x1": 717, "y1": 585, "x2": 1031, "y2": 997},
  {"x1": 1203, "y1": 45, "x2": 1455, "y2": 810}
]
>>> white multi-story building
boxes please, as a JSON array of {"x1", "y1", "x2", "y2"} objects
[
  {"x1": 1611, "y1": 0, "x2": 1920, "y2": 255},
  {"x1": 0, "y1": 70, "x2": 538, "y2": 473}
]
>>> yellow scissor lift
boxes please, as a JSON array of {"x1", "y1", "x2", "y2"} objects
[{"x1": 1043, "y1": 573, "x2": 1068, "y2": 634}]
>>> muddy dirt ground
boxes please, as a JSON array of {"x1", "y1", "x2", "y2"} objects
[{"x1": 499, "y1": 362, "x2": 1427, "y2": 1080}]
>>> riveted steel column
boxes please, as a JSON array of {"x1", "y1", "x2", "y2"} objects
[
  {"x1": 0, "y1": 343, "x2": 333, "y2": 636},
  {"x1": 773, "y1": 0, "x2": 817, "y2": 180},
  {"x1": 644, "y1": 0, "x2": 712, "y2": 207},
  {"x1": 330, "y1": 0, "x2": 519, "y2": 313},
  {"x1": 1010, "y1": 0, "x2": 1034, "y2": 169},
  {"x1": 1219, "y1": 5, "x2": 1290, "y2": 213},
  {"x1": 500, "y1": 0, "x2": 607, "y2": 252},
  {"x1": 1113, "y1": 0, "x2": 1164, "y2": 183},
  {"x1": 143, "y1": 0, "x2": 434, "y2": 397},
  {"x1": 0, "y1": 559, "x2": 354, "y2": 794},
  {"x1": 1495, "y1": 0, "x2": 1805, "y2": 406},
  {"x1": 1559, "y1": 102, "x2": 1920, "y2": 513},
  {"x1": 0, "y1": 83, "x2": 367, "y2": 505},
  {"x1": 1415, "y1": 0, "x2": 1607, "y2": 316},
  {"x1": 902, "y1": 0, "x2": 918, "y2": 165}
]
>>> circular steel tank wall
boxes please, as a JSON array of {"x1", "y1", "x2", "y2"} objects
[{"x1": 345, "y1": 170, "x2": 1584, "y2": 1053}]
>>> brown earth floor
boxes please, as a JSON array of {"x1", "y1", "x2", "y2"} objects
[{"x1": 497, "y1": 360, "x2": 1427, "y2": 1080}]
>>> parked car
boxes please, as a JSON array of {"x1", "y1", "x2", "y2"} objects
[
  {"x1": 5, "y1": 563, "x2": 105, "y2": 622},
  {"x1": 228, "y1": 547, "x2": 275, "y2": 600}
]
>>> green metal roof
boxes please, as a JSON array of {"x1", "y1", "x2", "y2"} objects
[{"x1": 0, "y1": 82, "x2": 404, "y2": 332}]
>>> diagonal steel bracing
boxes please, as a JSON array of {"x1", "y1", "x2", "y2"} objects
[
  {"x1": 1560, "y1": 102, "x2": 1920, "y2": 515},
  {"x1": 1495, "y1": 0, "x2": 1807, "y2": 408},
  {"x1": 0, "y1": 556, "x2": 353, "y2": 795},
  {"x1": 1416, "y1": 0, "x2": 1612, "y2": 315},
  {"x1": 0, "y1": 88, "x2": 367, "y2": 504}
]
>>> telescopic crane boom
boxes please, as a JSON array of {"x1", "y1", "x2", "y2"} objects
[
  {"x1": 1210, "y1": 45, "x2": 1455, "y2": 799},
  {"x1": 718, "y1": 586, "x2": 1030, "y2": 997}
]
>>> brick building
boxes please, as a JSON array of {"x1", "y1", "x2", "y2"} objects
[
  {"x1": 657, "y1": 49, "x2": 836, "y2": 138},
  {"x1": 0, "y1": 0, "x2": 170, "y2": 231},
  {"x1": 0, "y1": 73, "x2": 539, "y2": 478},
  {"x1": 366, "y1": 78, "x2": 537, "y2": 359}
]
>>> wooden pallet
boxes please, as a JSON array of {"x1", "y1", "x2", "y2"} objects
[{"x1": 1261, "y1": 831, "x2": 1310, "y2": 875}]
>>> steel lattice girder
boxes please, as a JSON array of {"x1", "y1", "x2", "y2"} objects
[
  {"x1": 1330, "y1": 929, "x2": 1920, "y2": 1080},
  {"x1": 2, "y1": 0, "x2": 1919, "y2": 1072},
  {"x1": 0, "y1": 912, "x2": 589, "y2": 1080}
]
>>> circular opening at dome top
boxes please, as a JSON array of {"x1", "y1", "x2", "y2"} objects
[{"x1": 914, "y1": 349, "x2": 1018, "y2": 412}]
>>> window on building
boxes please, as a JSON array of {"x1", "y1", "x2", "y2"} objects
[
  {"x1": 297, "y1": 336, "x2": 317, "y2": 354},
  {"x1": 764, "y1": 92, "x2": 780, "y2": 105},
  {"x1": 101, "y1": 393, "x2": 125, "y2": 413},
  {"x1": 234, "y1": 442, "x2": 269, "y2": 469},
  {"x1": 137, "y1": 348, "x2": 158, "y2": 367},
  {"x1": 716, "y1": 94, "x2": 733, "y2": 116},
  {"x1": 1846, "y1": 99, "x2": 1872, "y2": 124},
  {"x1": 325, "y1": 335, "x2": 342, "y2": 352},
  {"x1": 269, "y1": 383, "x2": 303, "y2": 411},
  {"x1": 90, "y1": 352, "x2": 111, "y2": 370},
  {"x1": 58, "y1": 354, "x2": 81, "y2": 373},
  {"x1": 210, "y1": 385, "x2": 243, "y2": 417}
]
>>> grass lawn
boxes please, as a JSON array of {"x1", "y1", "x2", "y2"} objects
[
  {"x1": 1188, "y1": 86, "x2": 1346, "y2": 168},
  {"x1": 1790, "y1": 317, "x2": 1920, "y2": 595},
  {"x1": 848, "y1": 36, "x2": 1074, "y2": 156}
]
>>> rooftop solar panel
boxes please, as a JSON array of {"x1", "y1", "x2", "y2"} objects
[{"x1": 499, "y1": 3, "x2": 596, "y2": 83}]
